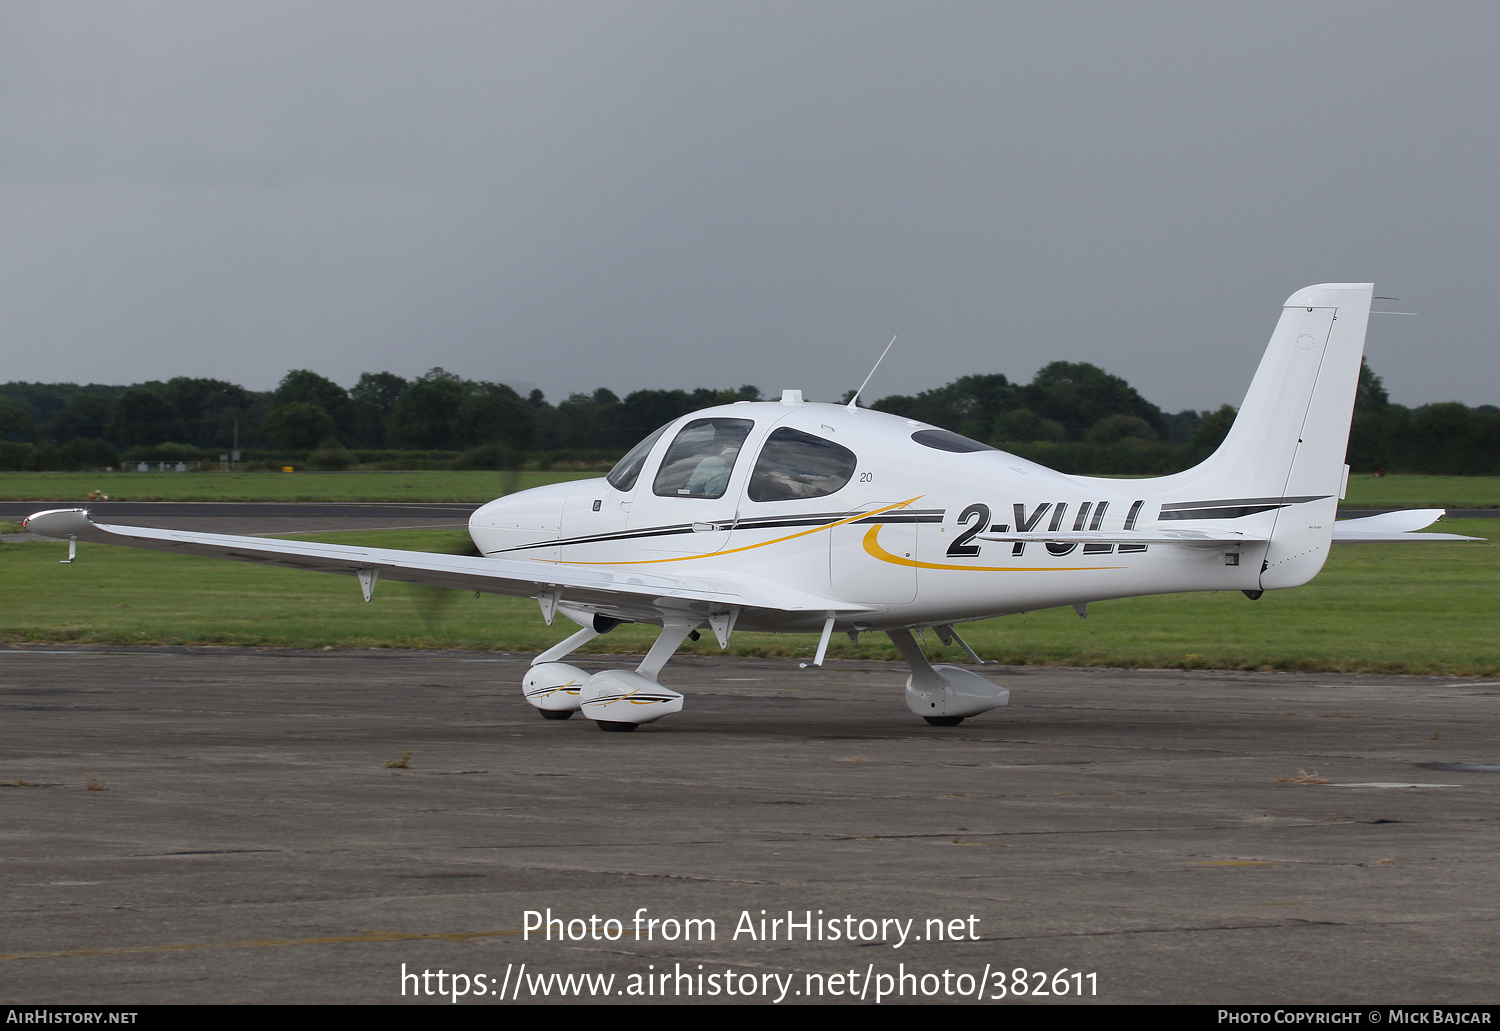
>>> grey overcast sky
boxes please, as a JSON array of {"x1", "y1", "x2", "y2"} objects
[{"x1": 1, "y1": 2, "x2": 1496, "y2": 411}]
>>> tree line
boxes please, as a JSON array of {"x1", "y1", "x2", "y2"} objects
[
  {"x1": 869, "y1": 360, "x2": 1500, "y2": 475},
  {"x1": 1, "y1": 360, "x2": 1495, "y2": 474},
  {"x1": 0, "y1": 368, "x2": 764, "y2": 471}
]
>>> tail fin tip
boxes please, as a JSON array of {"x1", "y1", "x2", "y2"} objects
[{"x1": 1283, "y1": 283, "x2": 1375, "y2": 308}]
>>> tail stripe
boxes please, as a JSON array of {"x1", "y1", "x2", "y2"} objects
[{"x1": 1159, "y1": 495, "x2": 1330, "y2": 520}]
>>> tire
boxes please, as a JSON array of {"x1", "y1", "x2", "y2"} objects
[
  {"x1": 595, "y1": 720, "x2": 639, "y2": 732},
  {"x1": 924, "y1": 715, "x2": 965, "y2": 727},
  {"x1": 538, "y1": 709, "x2": 574, "y2": 721}
]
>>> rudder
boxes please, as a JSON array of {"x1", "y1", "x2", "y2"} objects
[
  {"x1": 1145, "y1": 283, "x2": 1374, "y2": 589},
  {"x1": 1259, "y1": 283, "x2": 1373, "y2": 588}
]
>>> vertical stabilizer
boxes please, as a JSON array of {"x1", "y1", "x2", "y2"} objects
[{"x1": 1149, "y1": 283, "x2": 1374, "y2": 589}]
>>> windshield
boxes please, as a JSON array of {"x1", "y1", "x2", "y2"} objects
[{"x1": 605, "y1": 423, "x2": 669, "y2": 491}]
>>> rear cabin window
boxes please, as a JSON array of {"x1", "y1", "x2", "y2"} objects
[
  {"x1": 910, "y1": 428, "x2": 996, "y2": 453},
  {"x1": 748, "y1": 427, "x2": 858, "y2": 502},
  {"x1": 652, "y1": 418, "x2": 754, "y2": 499}
]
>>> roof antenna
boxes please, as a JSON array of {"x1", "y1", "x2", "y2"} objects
[{"x1": 847, "y1": 335, "x2": 898, "y2": 409}]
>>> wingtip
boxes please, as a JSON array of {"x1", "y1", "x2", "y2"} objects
[{"x1": 22, "y1": 508, "x2": 93, "y2": 539}]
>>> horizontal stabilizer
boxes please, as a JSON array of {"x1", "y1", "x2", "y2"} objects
[
  {"x1": 1331, "y1": 509, "x2": 1484, "y2": 543},
  {"x1": 978, "y1": 528, "x2": 1267, "y2": 547}
]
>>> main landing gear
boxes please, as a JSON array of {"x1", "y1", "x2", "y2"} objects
[
  {"x1": 522, "y1": 610, "x2": 698, "y2": 732},
  {"x1": 521, "y1": 608, "x2": 1009, "y2": 731}
]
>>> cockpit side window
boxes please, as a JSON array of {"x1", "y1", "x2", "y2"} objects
[
  {"x1": 747, "y1": 427, "x2": 858, "y2": 502},
  {"x1": 606, "y1": 423, "x2": 669, "y2": 492},
  {"x1": 652, "y1": 418, "x2": 754, "y2": 499}
]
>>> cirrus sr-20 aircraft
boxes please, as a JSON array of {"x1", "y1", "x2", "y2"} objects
[{"x1": 25, "y1": 284, "x2": 1480, "y2": 731}]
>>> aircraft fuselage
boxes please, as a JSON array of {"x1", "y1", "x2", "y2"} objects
[{"x1": 468, "y1": 399, "x2": 1270, "y2": 634}]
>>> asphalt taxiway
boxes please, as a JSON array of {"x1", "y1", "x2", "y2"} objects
[{"x1": 1, "y1": 647, "x2": 1496, "y2": 1004}]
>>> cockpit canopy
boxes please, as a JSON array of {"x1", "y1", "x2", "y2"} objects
[{"x1": 606, "y1": 416, "x2": 859, "y2": 502}]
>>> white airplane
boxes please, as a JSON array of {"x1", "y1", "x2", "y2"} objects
[{"x1": 24, "y1": 283, "x2": 1479, "y2": 731}]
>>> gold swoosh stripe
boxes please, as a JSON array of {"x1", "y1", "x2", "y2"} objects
[
  {"x1": 547, "y1": 497, "x2": 927, "y2": 566},
  {"x1": 861, "y1": 525, "x2": 1123, "y2": 572}
]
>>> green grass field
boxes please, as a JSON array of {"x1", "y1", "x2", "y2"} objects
[
  {"x1": 2, "y1": 470, "x2": 1497, "y2": 507},
  {"x1": 1340, "y1": 475, "x2": 1500, "y2": 508},
  {"x1": 2, "y1": 521, "x2": 1493, "y2": 675}
]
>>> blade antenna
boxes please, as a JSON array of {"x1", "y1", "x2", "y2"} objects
[{"x1": 847, "y1": 335, "x2": 898, "y2": 409}]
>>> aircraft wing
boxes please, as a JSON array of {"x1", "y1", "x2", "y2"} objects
[
  {"x1": 1329, "y1": 509, "x2": 1484, "y2": 543},
  {"x1": 21, "y1": 508, "x2": 874, "y2": 626}
]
